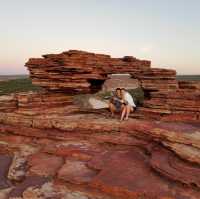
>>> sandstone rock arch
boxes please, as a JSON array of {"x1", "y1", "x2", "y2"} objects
[
  {"x1": 17, "y1": 49, "x2": 198, "y2": 122},
  {"x1": 0, "y1": 50, "x2": 200, "y2": 199}
]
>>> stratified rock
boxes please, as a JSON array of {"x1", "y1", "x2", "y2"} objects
[
  {"x1": 89, "y1": 149, "x2": 186, "y2": 199},
  {"x1": 163, "y1": 142, "x2": 200, "y2": 165},
  {"x1": 140, "y1": 81, "x2": 200, "y2": 122},
  {"x1": 132, "y1": 68, "x2": 178, "y2": 91},
  {"x1": 43, "y1": 140, "x2": 101, "y2": 161},
  {"x1": 150, "y1": 147, "x2": 200, "y2": 187},
  {"x1": 58, "y1": 159, "x2": 97, "y2": 184},
  {"x1": 0, "y1": 94, "x2": 17, "y2": 112},
  {"x1": 27, "y1": 153, "x2": 64, "y2": 177},
  {"x1": 0, "y1": 50, "x2": 198, "y2": 124},
  {"x1": 178, "y1": 80, "x2": 200, "y2": 90},
  {"x1": 25, "y1": 50, "x2": 150, "y2": 93},
  {"x1": 0, "y1": 50, "x2": 200, "y2": 199}
]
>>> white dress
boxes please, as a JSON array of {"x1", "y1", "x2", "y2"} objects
[{"x1": 124, "y1": 91, "x2": 136, "y2": 107}]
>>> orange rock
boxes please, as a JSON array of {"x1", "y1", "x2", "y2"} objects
[
  {"x1": 89, "y1": 149, "x2": 188, "y2": 199},
  {"x1": 27, "y1": 153, "x2": 64, "y2": 177},
  {"x1": 150, "y1": 147, "x2": 200, "y2": 188},
  {"x1": 58, "y1": 159, "x2": 97, "y2": 184}
]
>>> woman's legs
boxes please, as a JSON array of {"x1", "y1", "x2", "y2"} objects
[
  {"x1": 125, "y1": 105, "x2": 133, "y2": 120},
  {"x1": 109, "y1": 102, "x2": 116, "y2": 116},
  {"x1": 120, "y1": 105, "x2": 127, "y2": 121}
]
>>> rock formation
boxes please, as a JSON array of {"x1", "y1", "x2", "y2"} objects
[
  {"x1": 25, "y1": 50, "x2": 150, "y2": 93},
  {"x1": 0, "y1": 50, "x2": 200, "y2": 199}
]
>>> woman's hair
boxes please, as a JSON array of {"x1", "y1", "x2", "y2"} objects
[
  {"x1": 120, "y1": 88, "x2": 126, "y2": 91},
  {"x1": 114, "y1": 88, "x2": 122, "y2": 98}
]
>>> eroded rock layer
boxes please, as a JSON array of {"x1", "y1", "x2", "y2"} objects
[
  {"x1": 25, "y1": 50, "x2": 151, "y2": 93},
  {"x1": 0, "y1": 116, "x2": 200, "y2": 199},
  {"x1": 0, "y1": 50, "x2": 200, "y2": 199},
  {"x1": 140, "y1": 81, "x2": 200, "y2": 122},
  {"x1": 24, "y1": 50, "x2": 199, "y2": 122}
]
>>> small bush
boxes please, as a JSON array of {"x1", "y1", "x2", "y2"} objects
[{"x1": 0, "y1": 78, "x2": 42, "y2": 95}]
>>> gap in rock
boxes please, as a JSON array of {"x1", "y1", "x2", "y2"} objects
[
  {"x1": 101, "y1": 73, "x2": 145, "y2": 106},
  {"x1": 88, "y1": 79, "x2": 106, "y2": 93}
]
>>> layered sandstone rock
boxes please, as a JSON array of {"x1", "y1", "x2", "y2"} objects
[
  {"x1": 25, "y1": 50, "x2": 150, "y2": 93},
  {"x1": 0, "y1": 117, "x2": 200, "y2": 199},
  {"x1": 24, "y1": 50, "x2": 200, "y2": 122},
  {"x1": 132, "y1": 68, "x2": 178, "y2": 91},
  {"x1": 140, "y1": 81, "x2": 200, "y2": 122},
  {"x1": 0, "y1": 50, "x2": 200, "y2": 199}
]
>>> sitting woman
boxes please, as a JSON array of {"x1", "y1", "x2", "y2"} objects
[
  {"x1": 120, "y1": 88, "x2": 136, "y2": 121},
  {"x1": 109, "y1": 88, "x2": 124, "y2": 117}
]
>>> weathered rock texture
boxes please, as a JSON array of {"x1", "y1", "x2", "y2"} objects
[
  {"x1": 0, "y1": 50, "x2": 200, "y2": 199},
  {"x1": 24, "y1": 50, "x2": 199, "y2": 122},
  {"x1": 25, "y1": 50, "x2": 150, "y2": 93}
]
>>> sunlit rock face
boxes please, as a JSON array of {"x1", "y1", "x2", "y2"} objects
[
  {"x1": 24, "y1": 49, "x2": 199, "y2": 123},
  {"x1": 25, "y1": 50, "x2": 150, "y2": 93},
  {"x1": 0, "y1": 50, "x2": 200, "y2": 199}
]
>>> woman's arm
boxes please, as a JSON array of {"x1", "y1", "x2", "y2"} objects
[{"x1": 121, "y1": 92, "x2": 126, "y2": 104}]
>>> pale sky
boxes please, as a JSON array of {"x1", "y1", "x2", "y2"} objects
[{"x1": 0, "y1": 0, "x2": 200, "y2": 75}]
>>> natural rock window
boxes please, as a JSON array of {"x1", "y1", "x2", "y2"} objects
[
  {"x1": 88, "y1": 79, "x2": 106, "y2": 93},
  {"x1": 102, "y1": 74, "x2": 144, "y2": 105}
]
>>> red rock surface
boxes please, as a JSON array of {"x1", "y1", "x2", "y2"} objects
[
  {"x1": 140, "y1": 86, "x2": 200, "y2": 122},
  {"x1": 8, "y1": 176, "x2": 49, "y2": 198},
  {"x1": 58, "y1": 159, "x2": 97, "y2": 184},
  {"x1": 0, "y1": 118, "x2": 200, "y2": 198},
  {"x1": 150, "y1": 147, "x2": 200, "y2": 188},
  {"x1": 0, "y1": 155, "x2": 12, "y2": 189},
  {"x1": 89, "y1": 149, "x2": 188, "y2": 199},
  {"x1": 0, "y1": 50, "x2": 200, "y2": 199},
  {"x1": 25, "y1": 50, "x2": 151, "y2": 93},
  {"x1": 27, "y1": 153, "x2": 64, "y2": 177}
]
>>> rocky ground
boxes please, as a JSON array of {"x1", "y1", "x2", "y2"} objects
[
  {"x1": 0, "y1": 113, "x2": 200, "y2": 199},
  {"x1": 0, "y1": 50, "x2": 199, "y2": 199}
]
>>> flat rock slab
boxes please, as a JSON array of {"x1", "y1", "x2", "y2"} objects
[
  {"x1": 0, "y1": 155, "x2": 13, "y2": 189},
  {"x1": 58, "y1": 159, "x2": 97, "y2": 185},
  {"x1": 121, "y1": 119, "x2": 200, "y2": 151},
  {"x1": 88, "y1": 97, "x2": 108, "y2": 109},
  {"x1": 43, "y1": 141, "x2": 101, "y2": 161},
  {"x1": 89, "y1": 148, "x2": 195, "y2": 199},
  {"x1": 150, "y1": 147, "x2": 200, "y2": 188},
  {"x1": 27, "y1": 153, "x2": 64, "y2": 177}
]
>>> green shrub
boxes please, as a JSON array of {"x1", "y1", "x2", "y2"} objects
[
  {"x1": 0, "y1": 78, "x2": 42, "y2": 95},
  {"x1": 128, "y1": 87, "x2": 145, "y2": 105}
]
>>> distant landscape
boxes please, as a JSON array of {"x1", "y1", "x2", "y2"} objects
[
  {"x1": 176, "y1": 75, "x2": 200, "y2": 81},
  {"x1": 1, "y1": 74, "x2": 200, "y2": 81},
  {"x1": 0, "y1": 76, "x2": 41, "y2": 95},
  {"x1": 0, "y1": 74, "x2": 28, "y2": 81},
  {"x1": 0, "y1": 74, "x2": 199, "y2": 96}
]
